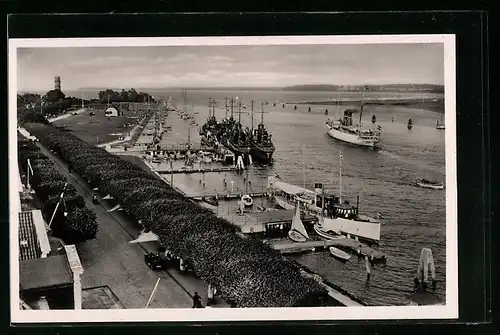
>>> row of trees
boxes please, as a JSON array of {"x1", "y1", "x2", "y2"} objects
[
  {"x1": 18, "y1": 135, "x2": 99, "y2": 243},
  {"x1": 97, "y1": 89, "x2": 155, "y2": 104},
  {"x1": 23, "y1": 121, "x2": 328, "y2": 308}
]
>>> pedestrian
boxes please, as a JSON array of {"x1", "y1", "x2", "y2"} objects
[
  {"x1": 92, "y1": 194, "x2": 98, "y2": 205},
  {"x1": 192, "y1": 292, "x2": 203, "y2": 308}
]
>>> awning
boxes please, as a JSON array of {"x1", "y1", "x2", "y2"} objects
[
  {"x1": 273, "y1": 180, "x2": 314, "y2": 196},
  {"x1": 129, "y1": 231, "x2": 159, "y2": 244}
]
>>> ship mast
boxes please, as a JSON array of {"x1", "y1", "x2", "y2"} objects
[
  {"x1": 225, "y1": 97, "x2": 228, "y2": 119},
  {"x1": 359, "y1": 86, "x2": 367, "y2": 128},
  {"x1": 183, "y1": 89, "x2": 187, "y2": 114},
  {"x1": 208, "y1": 97, "x2": 212, "y2": 119},
  {"x1": 339, "y1": 150, "x2": 343, "y2": 204},
  {"x1": 261, "y1": 102, "x2": 264, "y2": 124},
  {"x1": 238, "y1": 101, "x2": 242, "y2": 124},
  {"x1": 251, "y1": 100, "x2": 255, "y2": 131},
  {"x1": 230, "y1": 98, "x2": 234, "y2": 119},
  {"x1": 336, "y1": 86, "x2": 341, "y2": 119},
  {"x1": 302, "y1": 144, "x2": 306, "y2": 190}
]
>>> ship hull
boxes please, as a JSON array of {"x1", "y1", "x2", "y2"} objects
[
  {"x1": 326, "y1": 126, "x2": 380, "y2": 148},
  {"x1": 321, "y1": 216, "x2": 381, "y2": 243},
  {"x1": 250, "y1": 144, "x2": 274, "y2": 165}
]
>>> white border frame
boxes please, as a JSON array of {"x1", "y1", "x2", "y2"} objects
[{"x1": 9, "y1": 35, "x2": 457, "y2": 323}]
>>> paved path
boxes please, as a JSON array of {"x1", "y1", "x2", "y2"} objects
[
  {"x1": 47, "y1": 108, "x2": 87, "y2": 123},
  {"x1": 35, "y1": 142, "x2": 227, "y2": 308}
]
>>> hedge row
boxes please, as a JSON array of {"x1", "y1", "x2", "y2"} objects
[
  {"x1": 23, "y1": 122, "x2": 328, "y2": 307},
  {"x1": 18, "y1": 134, "x2": 98, "y2": 243}
]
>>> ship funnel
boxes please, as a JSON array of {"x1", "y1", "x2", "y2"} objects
[{"x1": 314, "y1": 183, "x2": 323, "y2": 208}]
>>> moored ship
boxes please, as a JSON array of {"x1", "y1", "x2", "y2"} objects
[
  {"x1": 250, "y1": 102, "x2": 275, "y2": 165},
  {"x1": 269, "y1": 150, "x2": 381, "y2": 243},
  {"x1": 326, "y1": 86, "x2": 381, "y2": 148}
]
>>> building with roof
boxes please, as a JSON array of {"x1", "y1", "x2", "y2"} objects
[{"x1": 18, "y1": 208, "x2": 84, "y2": 310}]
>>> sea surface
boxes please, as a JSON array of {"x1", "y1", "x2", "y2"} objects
[{"x1": 75, "y1": 89, "x2": 447, "y2": 306}]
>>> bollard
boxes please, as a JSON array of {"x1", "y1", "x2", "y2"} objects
[
  {"x1": 417, "y1": 248, "x2": 436, "y2": 285},
  {"x1": 365, "y1": 255, "x2": 371, "y2": 280}
]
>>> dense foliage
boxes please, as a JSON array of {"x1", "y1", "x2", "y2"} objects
[
  {"x1": 23, "y1": 122, "x2": 328, "y2": 307},
  {"x1": 18, "y1": 136, "x2": 98, "y2": 243},
  {"x1": 98, "y1": 88, "x2": 155, "y2": 104}
]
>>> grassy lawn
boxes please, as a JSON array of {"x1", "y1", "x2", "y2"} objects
[{"x1": 52, "y1": 108, "x2": 149, "y2": 145}]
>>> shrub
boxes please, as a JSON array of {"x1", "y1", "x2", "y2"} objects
[
  {"x1": 23, "y1": 123, "x2": 327, "y2": 307},
  {"x1": 17, "y1": 131, "x2": 98, "y2": 244}
]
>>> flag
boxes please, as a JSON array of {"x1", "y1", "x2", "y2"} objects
[{"x1": 27, "y1": 159, "x2": 34, "y2": 176}]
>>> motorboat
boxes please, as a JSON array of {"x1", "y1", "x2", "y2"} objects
[
  {"x1": 329, "y1": 246, "x2": 351, "y2": 261},
  {"x1": 416, "y1": 179, "x2": 444, "y2": 190}
]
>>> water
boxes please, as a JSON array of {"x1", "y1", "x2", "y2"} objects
[{"x1": 83, "y1": 89, "x2": 447, "y2": 306}]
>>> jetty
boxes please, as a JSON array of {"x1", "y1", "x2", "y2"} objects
[
  {"x1": 155, "y1": 166, "x2": 239, "y2": 174},
  {"x1": 190, "y1": 192, "x2": 267, "y2": 200},
  {"x1": 268, "y1": 238, "x2": 387, "y2": 261}
]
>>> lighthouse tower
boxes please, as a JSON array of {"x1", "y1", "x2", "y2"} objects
[{"x1": 54, "y1": 76, "x2": 61, "y2": 90}]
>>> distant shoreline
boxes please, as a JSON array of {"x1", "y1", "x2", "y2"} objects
[{"x1": 288, "y1": 97, "x2": 445, "y2": 114}]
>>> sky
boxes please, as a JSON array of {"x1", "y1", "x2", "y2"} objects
[{"x1": 16, "y1": 43, "x2": 444, "y2": 92}]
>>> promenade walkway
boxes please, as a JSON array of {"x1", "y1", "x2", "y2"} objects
[{"x1": 35, "y1": 142, "x2": 227, "y2": 308}]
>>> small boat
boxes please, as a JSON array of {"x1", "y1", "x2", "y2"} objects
[
  {"x1": 313, "y1": 223, "x2": 345, "y2": 240},
  {"x1": 241, "y1": 194, "x2": 254, "y2": 207},
  {"x1": 202, "y1": 196, "x2": 219, "y2": 207},
  {"x1": 436, "y1": 118, "x2": 445, "y2": 130},
  {"x1": 416, "y1": 178, "x2": 444, "y2": 190},
  {"x1": 329, "y1": 246, "x2": 351, "y2": 261},
  {"x1": 407, "y1": 118, "x2": 413, "y2": 130},
  {"x1": 288, "y1": 202, "x2": 309, "y2": 243}
]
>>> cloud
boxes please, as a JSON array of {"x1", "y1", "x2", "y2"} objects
[{"x1": 16, "y1": 44, "x2": 444, "y2": 91}]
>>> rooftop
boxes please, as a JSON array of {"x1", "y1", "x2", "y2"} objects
[
  {"x1": 20, "y1": 255, "x2": 73, "y2": 292},
  {"x1": 18, "y1": 211, "x2": 41, "y2": 261}
]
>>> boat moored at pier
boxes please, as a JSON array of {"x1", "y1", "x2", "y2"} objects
[{"x1": 271, "y1": 180, "x2": 381, "y2": 243}]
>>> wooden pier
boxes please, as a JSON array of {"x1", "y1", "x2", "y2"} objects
[
  {"x1": 190, "y1": 192, "x2": 268, "y2": 200},
  {"x1": 268, "y1": 238, "x2": 387, "y2": 261},
  {"x1": 155, "y1": 166, "x2": 240, "y2": 174}
]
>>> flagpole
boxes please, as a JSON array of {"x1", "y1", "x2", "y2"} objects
[
  {"x1": 26, "y1": 159, "x2": 31, "y2": 190},
  {"x1": 145, "y1": 278, "x2": 161, "y2": 309},
  {"x1": 49, "y1": 182, "x2": 68, "y2": 228}
]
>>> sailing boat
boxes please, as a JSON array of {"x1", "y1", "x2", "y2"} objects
[
  {"x1": 436, "y1": 114, "x2": 445, "y2": 130},
  {"x1": 288, "y1": 201, "x2": 309, "y2": 243},
  {"x1": 326, "y1": 86, "x2": 382, "y2": 147}
]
